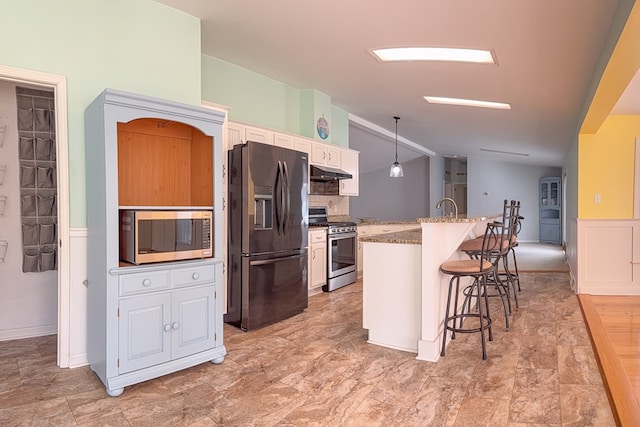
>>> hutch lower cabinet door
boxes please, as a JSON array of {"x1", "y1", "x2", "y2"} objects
[{"x1": 118, "y1": 285, "x2": 216, "y2": 375}]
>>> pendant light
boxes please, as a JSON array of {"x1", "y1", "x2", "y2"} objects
[{"x1": 389, "y1": 116, "x2": 404, "y2": 177}]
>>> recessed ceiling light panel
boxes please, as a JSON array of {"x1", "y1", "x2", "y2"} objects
[
  {"x1": 371, "y1": 47, "x2": 496, "y2": 64},
  {"x1": 424, "y1": 96, "x2": 511, "y2": 110}
]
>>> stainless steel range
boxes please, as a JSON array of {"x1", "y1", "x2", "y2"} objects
[{"x1": 309, "y1": 207, "x2": 357, "y2": 292}]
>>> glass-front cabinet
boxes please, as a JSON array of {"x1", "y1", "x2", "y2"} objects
[
  {"x1": 539, "y1": 177, "x2": 561, "y2": 244},
  {"x1": 540, "y1": 179, "x2": 559, "y2": 208}
]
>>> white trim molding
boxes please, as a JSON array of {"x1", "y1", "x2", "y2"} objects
[{"x1": 349, "y1": 114, "x2": 436, "y2": 157}]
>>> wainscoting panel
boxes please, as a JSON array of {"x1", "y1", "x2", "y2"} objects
[{"x1": 577, "y1": 219, "x2": 640, "y2": 295}]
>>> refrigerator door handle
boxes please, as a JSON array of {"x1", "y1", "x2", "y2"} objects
[
  {"x1": 249, "y1": 252, "x2": 306, "y2": 266},
  {"x1": 274, "y1": 161, "x2": 282, "y2": 235},
  {"x1": 282, "y1": 160, "x2": 290, "y2": 234}
]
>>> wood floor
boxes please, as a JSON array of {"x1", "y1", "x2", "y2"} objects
[{"x1": 578, "y1": 294, "x2": 640, "y2": 426}]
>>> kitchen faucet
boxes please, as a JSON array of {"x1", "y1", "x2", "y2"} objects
[{"x1": 435, "y1": 197, "x2": 458, "y2": 219}]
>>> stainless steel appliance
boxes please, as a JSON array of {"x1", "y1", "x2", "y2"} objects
[
  {"x1": 119, "y1": 209, "x2": 212, "y2": 265},
  {"x1": 225, "y1": 141, "x2": 309, "y2": 331},
  {"x1": 309, "y1": 207, "x2": 357, "y2": 292}
]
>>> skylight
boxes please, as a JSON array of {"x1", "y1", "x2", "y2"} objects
[
  {"x1": 424, "y1": 96, "x2": 511, "y2": 110},
  {"x1": 371, "y1": 47, "x2": 495, "y2": 64}
]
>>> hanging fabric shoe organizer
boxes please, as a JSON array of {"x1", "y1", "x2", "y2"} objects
[{"x1": 16, "y1": 87, "x2": 57, "y2": 272}]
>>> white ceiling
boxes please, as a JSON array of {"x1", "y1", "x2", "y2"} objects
[{"x1": 155, "y1": 0, "x2": 635, "y2": 172}]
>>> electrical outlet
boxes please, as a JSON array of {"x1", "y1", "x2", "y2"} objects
[{"x1": 594, "y1": 193, "x2": 601, "y2": 204}]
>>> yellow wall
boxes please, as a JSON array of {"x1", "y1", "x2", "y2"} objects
[
  {"x1": 579, "y1": 116, "x2": 640, "y2": 218},
  {"x1": 579, "y1": 1, "x2": 640, "y2": 218}
]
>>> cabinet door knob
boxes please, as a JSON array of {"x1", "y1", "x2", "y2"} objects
[
  {"x1": 172, "y1": 322, "x2": 180, "y2": 330},
  {"x1": 192, "y1": 272, "x2": 200, "y2": 280},
  {"x1": 164, "y1": 324, "x2": 171, "y2": 332},
  {"x1": 142, "y1": 279, "x2": 151, "y2": 287}
]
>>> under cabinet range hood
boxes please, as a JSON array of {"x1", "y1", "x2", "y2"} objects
[{"x1": 309, "y1": 165, "x2": 353, "y2": 181}]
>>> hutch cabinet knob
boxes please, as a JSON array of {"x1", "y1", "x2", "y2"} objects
[
  {"x1": 172, "y1": 322, "x2": 180, "y2": 330},
  {"x1": 192, "y1": 272, "x2": 200, "y2": 280},
  {"x1": 163, "y1": 324, "x2": 171, "y2": 332},
  {"x1": 142, "y1": 279, "x2": 151, "y2": 287}
]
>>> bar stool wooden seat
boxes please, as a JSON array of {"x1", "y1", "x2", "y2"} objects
[{"x1": 440, "y1": 221, "x2": 502, "y2": 360}]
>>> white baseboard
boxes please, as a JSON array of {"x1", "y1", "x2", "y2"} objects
[
  {"x1": 0, "y1": 325, "x2": 56, "y2": 342},
  {"x1": 68, "y1": 353, "x2": 88, "y2": 368}
]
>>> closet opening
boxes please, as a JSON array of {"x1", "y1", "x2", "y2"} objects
[{"x1": 0, "y1": 65, "x2": 69, "y2": 368}]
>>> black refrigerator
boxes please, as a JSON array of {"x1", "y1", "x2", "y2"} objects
[{"x1": 225, "y1": 141, "x2": 309, "y2": 331}]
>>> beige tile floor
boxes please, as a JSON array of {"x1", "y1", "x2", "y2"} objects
[{"x1": 0, "y1": 272, "x2": 614, "y2": 426}]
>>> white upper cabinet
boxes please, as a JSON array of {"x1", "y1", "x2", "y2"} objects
[
  {"x1": 310, "y1": 142, "x2": 327, "y2": 165},
  {"x1": 311, "y1": 141, "x2": 341, "y2": 168},
  {"x1": 228, "y1": 122, "x2": 273, "y2": 145},
  {"x1": 273, "y1": 132, "x2": 295, "y2": 149},
  {"x1": 293, "y1": 137, "x2": 311, "y2": 155},
  {"x1": 339, "y1": 149, "x2": 359, "y2": 196},
  {"x1": 227, "y1": 122, "x2": 244, "y2": 149},
  {"x1": 244, "y1": 125, "x2": 272, "y2": 145}
]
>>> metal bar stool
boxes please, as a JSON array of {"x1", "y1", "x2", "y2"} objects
[
  {"x1": 440, "y1": 221, "x2": 502, "y2": 360},
  {"x1": 500, "y1": 201, "x2": 524, "y2": 292},
  {"x1": 458, "y1": 200, "x2": 514, "y2": 330}
]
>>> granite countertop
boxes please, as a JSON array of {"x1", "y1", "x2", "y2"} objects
[
  {"x1": 359, "y1": 228, "x2": 422, "y2": 245},
  {"x1": 359, "y1": 214, "x2": 500, "y2": 244},
  {"x1": 357, "y1": 220, "x2": 419, "y2": 225},
  {"x1": 357, "y1": 215, "x2": 499, "y2": 225},
  {"x1": 417, "y1": 215, "x2": 495, "y2": 223}
]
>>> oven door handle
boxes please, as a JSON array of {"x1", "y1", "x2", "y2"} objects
[{"x1": 328, "y1": 231, "x2": 358, "y2": 241}]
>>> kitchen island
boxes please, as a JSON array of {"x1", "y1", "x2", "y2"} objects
[{"x1": 360, "y1": 216, "x2": 496, "y2": 362}]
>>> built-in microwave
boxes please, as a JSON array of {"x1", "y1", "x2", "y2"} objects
[{"x1": 119, "y1": 209, "x2": 213, "y2": 265}]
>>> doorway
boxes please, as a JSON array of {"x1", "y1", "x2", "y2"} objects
[
  {"x1": 443, "y1": 157, "x2": 468, "y2": 216},
  {"x1": 0, "y1": 65, "x2": 69, "y2": 367},
  {"x1": 453, "y1": 183, "x2": 468, "y2": 216}
]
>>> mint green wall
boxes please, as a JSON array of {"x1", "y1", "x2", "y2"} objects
[
  {"x1": 0, "y1": 0, "x2": 202, "y2": 227},
  {"x1": 301, "y1": 89, "x2": 333, "y2": 142},
  {"x1": 201, "y1": 54, "x2": 350, "y2": 147},
  {"x1": 300, "y1": 89, "x2": 319, "y2": 139},
  {"x1": 202, "y1": 55, "x2": 301, "y2": 133}
]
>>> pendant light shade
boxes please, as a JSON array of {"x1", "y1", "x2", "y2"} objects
[{"x1": 389, "y1": 116, "x2": 404, "y2": 177}]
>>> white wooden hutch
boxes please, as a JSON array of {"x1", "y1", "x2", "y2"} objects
[{"x1": 85, "y1": 89, "x2": 226, "y2": 396}]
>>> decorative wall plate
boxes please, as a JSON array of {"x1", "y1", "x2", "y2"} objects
[{"x1": 316, "y1": 115, "x2": 329, "y2": 139}]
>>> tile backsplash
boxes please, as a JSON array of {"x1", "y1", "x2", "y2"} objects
[{"x1": 309, "y1": 195, "x2": 350, "y2": 216}]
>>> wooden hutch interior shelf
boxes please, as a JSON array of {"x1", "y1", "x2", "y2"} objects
[{"x1": 117, "y1": 119, "x2": 214, "y2": 207}]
